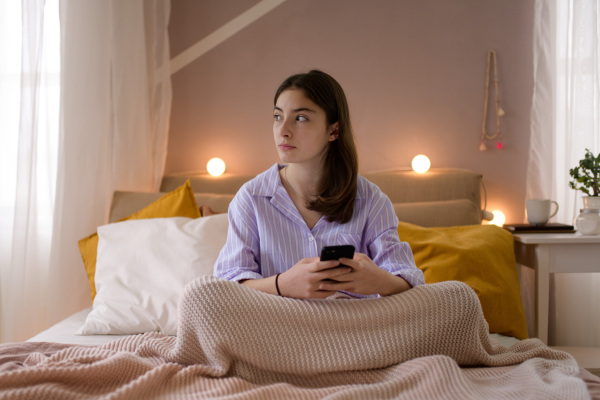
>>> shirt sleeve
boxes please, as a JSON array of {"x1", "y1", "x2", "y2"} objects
[
  {"x1": 213, "y1": 187, "x2": 264, "y2": 282},
  {"x1": 363, "y1": 186, "x2": 426, "y2": 288}
]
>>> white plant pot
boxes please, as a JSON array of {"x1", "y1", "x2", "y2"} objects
[{"x1": 583, "y1": 196, "x2": 600, "y2": 209}]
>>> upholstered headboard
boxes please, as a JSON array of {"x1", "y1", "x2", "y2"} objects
[
  {"x1": 363, "y1": 169, "x2": 482, "y2": 227},
  {"x1": 109, "y1": 168, "x2": 483, "y2": 227}
]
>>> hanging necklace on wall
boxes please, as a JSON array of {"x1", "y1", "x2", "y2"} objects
[{"x1": 479, "y1": 50, "x2": 505, "y2": 151}]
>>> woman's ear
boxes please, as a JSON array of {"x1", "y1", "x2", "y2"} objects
[{"x1": 329, "y1": 122, "x2": 340, "y2": 141}]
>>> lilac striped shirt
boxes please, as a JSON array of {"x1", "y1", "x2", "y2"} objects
[{"x1": 214, "y1": 164, "x2": 425, "y2": 295}]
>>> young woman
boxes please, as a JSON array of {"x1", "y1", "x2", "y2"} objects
[{"x1": 214, "y1": 70, "x2": 425, "y2": 298}]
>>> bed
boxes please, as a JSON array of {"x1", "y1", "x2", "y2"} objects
[{"x1": 2, "y1": 167, "x2": 600, "y2": 399}]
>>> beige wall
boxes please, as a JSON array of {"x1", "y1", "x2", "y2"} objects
[{"x1": 167, "y1": 0, "x2": 534, "y2": 223}]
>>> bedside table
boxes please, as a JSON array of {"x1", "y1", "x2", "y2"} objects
[{"x1": 513, "y1": 232, "x2": 600, "y2": 344}]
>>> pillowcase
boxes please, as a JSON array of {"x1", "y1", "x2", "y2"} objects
[
  {"x1": 78, "y1": 214, "x2": 229, "y2": 336},
  {"x1": 78, "y1": 180, "x2": 202, "y2": 303},
  {"x1": 397, "y1": 221, "x2": 528, "y2": 340}
]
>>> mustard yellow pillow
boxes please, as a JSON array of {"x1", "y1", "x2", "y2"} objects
[
  {"x1": 78, "y1": 180, "x2": 201, "y2": 303},
  {"x1": 398, "y1": 221, "x2": 528, "y2": 340}
]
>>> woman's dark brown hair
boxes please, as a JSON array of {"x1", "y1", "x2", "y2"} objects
[{"x1": 274, "y1": 70, "x2": 358, "y2": 224}]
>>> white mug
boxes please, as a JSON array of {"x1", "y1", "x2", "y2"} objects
[{"x1": 526, "y1": 199, "x2": 559, "y2": 226}]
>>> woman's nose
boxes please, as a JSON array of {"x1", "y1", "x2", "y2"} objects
[{"x1": 276, "y1": 118, "x2": 292, "y2": 136}]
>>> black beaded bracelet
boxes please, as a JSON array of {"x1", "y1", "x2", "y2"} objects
[{"x1": 275, "y1": 273, "x2": 282, "y2": 296}]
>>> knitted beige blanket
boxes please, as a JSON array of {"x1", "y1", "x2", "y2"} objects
[{"x1": 0, "y1": 277, "x2": 590, "y2": 399}]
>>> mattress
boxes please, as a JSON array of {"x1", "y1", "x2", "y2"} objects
[{"x1": 28, "y1": 307, "x2": 521, "y2": 348}]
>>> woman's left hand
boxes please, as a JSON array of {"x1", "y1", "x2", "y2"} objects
[{"x1": 317, "y1": 252, "x2": 411, "y2": 296}]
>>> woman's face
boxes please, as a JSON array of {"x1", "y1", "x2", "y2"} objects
[{"x1": 273, "y1": 89, "x2": 338, "y2": 168}]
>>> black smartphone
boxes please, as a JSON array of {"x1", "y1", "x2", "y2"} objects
[
  {"x1": 319, "y1": 245, "x2": 355, "y2": 283},
  {"x1": 320, "y1": 245, "x2": 355, "y2": 264}
]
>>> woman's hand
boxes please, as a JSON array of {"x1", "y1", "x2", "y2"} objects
[
  {"x1": 316, "y1": 252, "x2": 411, "y2": 296},
  {"x1": 241, "y1": 253, "x2": 410, "y2": 298},
  {"x1": 277, "y1": 257, "x2": 352, "y2": 299}
]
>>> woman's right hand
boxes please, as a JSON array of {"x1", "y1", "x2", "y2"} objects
[{"x1": 277, "y1": 257, "x2": 351, "y2": 299}]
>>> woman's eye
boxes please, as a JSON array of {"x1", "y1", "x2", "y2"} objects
[
  {"x1": 273, "y1": 114, "x2": 281, "y2": 121},
  {"x1": 297, "y1": 115, "x2": 308, "y2": 122}
]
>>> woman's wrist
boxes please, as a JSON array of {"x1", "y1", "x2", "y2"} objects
[
  {"x1": 379, "y1": 273, "x2": 411, "y2": 296},
  {"x1": 275, "y1": 273, "x2": 283, "y2": 296},
  {"x1": 240, "y1": 275, "x2": 282, "y2": 296}
]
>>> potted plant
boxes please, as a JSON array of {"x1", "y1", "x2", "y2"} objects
[{"x1": 569, "y1": 148, "x2": 600, "y2": 209}]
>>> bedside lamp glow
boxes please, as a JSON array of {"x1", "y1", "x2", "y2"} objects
[
  {"x1": 411, "y1": 155, "x2": 431, "y2": 173},
  {"x1": 489, "y1": 210, "x2": 506, "y2": 227},
  {"x1": 207, "y1": 157, "x2": 226, "y2": 177}
]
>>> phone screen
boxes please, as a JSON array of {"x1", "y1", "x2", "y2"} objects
[{"x1": 320, "y1": 245, "x2": 355, "y2": 262}]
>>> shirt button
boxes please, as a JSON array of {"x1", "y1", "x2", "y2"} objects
[{"x1": 308, "y1": 236, "x2": 314, "y2": 242}]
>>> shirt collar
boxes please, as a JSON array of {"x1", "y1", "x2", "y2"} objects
[
  {"x1": 252, "y1": 163, "x2": 364, "y2": 200},
  {"x1": 252, "y1": 163, "x2": 284, "y2": 198}
]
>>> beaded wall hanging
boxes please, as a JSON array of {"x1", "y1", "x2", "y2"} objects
[{"x1": 479, "y1": 50, "x2": 505, "y2": 151}]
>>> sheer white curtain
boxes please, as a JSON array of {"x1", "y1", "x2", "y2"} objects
[
  {"x1": 47, "y1": 0, "x2": 172, "y2": 335},
  {"x1": 0, "y1": 0, "x2": 171, "y2": 343},
  {"x1": 528, "y1": 0, "x2": 600, "y2": 346},
  {"x1": 0, "y1": 0, "x2": 60, "y2": 343}
]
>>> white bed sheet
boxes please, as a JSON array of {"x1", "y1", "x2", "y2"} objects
[
  {"x1": 28, "y1": 307, "x2": 522, "y2": 348},
  {"x1": 27, "y1": 307, "x2": 129, "y2": 346}
]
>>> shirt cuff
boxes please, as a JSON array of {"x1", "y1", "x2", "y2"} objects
[
  {"x1": 396, "y1": 268, "x2": 426, "y2": 288},
  {"x1": 228, "y1": 271, "x2": 264, "y2": 283}
]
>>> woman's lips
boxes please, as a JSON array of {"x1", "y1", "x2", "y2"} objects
[{"x1": 278, "y1": 144, "x2": 295, "y2": 151}]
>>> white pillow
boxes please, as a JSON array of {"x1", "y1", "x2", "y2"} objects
[{"x1": 78, "y1": 214, "x2": 229, "y2": 336}]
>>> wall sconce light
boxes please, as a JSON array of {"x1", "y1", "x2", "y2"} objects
[
  {"x1": 480, "y1": 180, "x2": 500, "y2": 223},
  {"x1": 488, "y1": 210, "x2": 506, "y2": 226},
  {"x1": 207, "y1": 157, "x2": 226, "y2": 176},
  {"x1": 411, "y1": 155, "x2": 431, "y2": 173}
]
